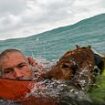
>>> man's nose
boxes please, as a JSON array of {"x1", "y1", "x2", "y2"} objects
[{"x1": 14, "y1": 68, "x2": 23, "y2": 79}]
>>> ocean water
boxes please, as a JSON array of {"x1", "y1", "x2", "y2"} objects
[
  {"x1": 0, "y1": 13, "x2": 105, "y2": 105},
  {"x1": 0, "y1": 13, "x2": 105, "y2": 61}
]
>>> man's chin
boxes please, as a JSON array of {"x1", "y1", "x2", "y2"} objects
[{"x1": 1, "y1": 76, "x2": 33, "y2": 81}]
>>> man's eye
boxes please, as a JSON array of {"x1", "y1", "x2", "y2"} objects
[
  {"x1": 5, "y1": 71, "x2": 10, "y2": 74},
  {"x1": 18, "y1": 64, "x2": 26, "y2": 68},
  {"x1": 4, "y1": 69, "x2": 13, "y2": 74}
]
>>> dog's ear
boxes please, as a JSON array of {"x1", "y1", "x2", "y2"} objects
[
  {"x1": 88, "y1": 45, "x2": 91, "y2": 48},
  {"x1": 76, "y1": 45, "x2": 80, "y2": 49}
]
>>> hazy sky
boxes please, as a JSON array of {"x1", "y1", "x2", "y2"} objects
[{"x1": 0, "y1": 0, "x2": 105, "y2": 40}]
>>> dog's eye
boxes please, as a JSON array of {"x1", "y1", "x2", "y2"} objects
[
  {"x1": 62, "y1": 64, "x2": 69, "y2": 68},
  {"x1": 71, "y1": 65, "x2": 78, "y2": 70}
]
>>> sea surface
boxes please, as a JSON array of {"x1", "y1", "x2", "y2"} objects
[
  {"x1": 0, "y1": 13, "x2": 105, "y2": 61},
  {"x1": 0, "y1": 13, "x2": 105, "y2": 105}
]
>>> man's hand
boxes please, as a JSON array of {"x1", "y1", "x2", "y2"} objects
[
  {"x1": 27, "y1": 57, "x2": 43, "y2": 68},
  {"x1": 27, "y1": 57, "x2": 46, "y2": 80}
]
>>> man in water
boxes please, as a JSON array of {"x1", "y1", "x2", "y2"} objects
[
  {"x1": 0, "y1": 49, "x2": 44, "y2": 80},
  {"x1": 0, "y1": 49, "x2": 59, "y2": 105}
]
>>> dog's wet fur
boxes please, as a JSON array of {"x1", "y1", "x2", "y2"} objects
[{"x1": 45, "y1": 46, "x2": 105, "y2": 89}]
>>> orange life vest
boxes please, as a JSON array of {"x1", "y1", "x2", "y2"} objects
[
  {"x1": 0, "y1": 79, "x2": 58, "y2": 105},
  {"x1": 0, "y1": 78, "x2": 33, "y2": 100}
]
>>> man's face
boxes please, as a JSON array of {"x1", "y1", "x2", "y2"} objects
[{"x1": 0, "y1": 52, "x2": 32, "y2": 80}]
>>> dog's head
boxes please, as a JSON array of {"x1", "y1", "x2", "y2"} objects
[
  {"x1": 45, "y1": 46, "x2": 95, "y2": 82},
  {"x1": 46, "y1": 56, "x2": 79, "y2": 80},
  {"x1": 44, "y1": 62, "x2": 78, "y2": 80}
]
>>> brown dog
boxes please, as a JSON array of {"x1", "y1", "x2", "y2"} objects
[{"x1": 45, "y1": 46, "x2": 104, "y2": 89}]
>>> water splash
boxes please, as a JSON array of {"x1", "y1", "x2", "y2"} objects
[
  {"x1": 28, "y1": 59, "x2": 92, "y2": 104},
  {"x1": 0, "y1": 59, "x2": 93, "y2": 105}
]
